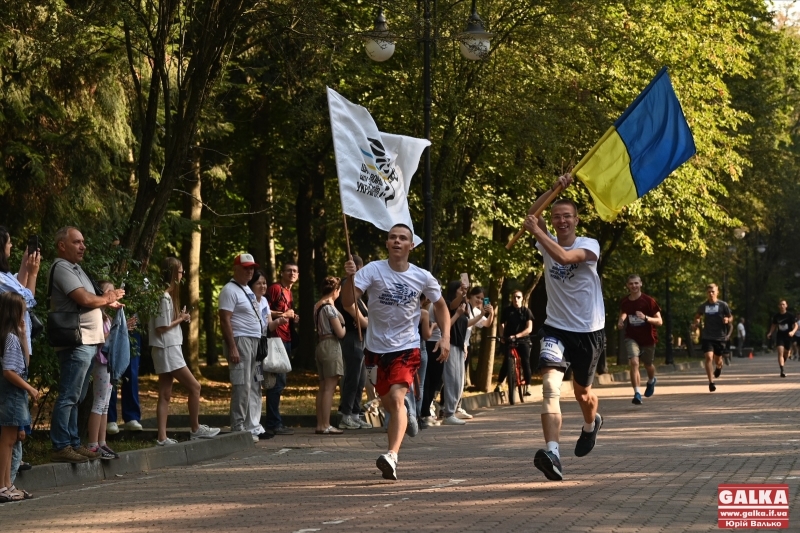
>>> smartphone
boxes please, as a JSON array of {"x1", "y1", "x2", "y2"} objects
[
  {"x1": 460, "y1": 272, "x2": 469, "y2": 287},
  {"x1": 27, "y1": 234, "x2": 39, "y2": 255},
  {"x1": 483, "y1": 297, "x2": 490, "y2": 306}
]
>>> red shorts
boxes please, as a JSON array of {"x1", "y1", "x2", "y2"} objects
[{"x1": 364, "y1": 347, "x2": 421, "y2": 397}]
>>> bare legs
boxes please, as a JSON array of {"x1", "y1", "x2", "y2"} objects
[
  {"x1": 315, "y1": 376, "x2": 340, "y2": 431},
  {"x1": 704, "y1": 351, "x2": 722, "y2": 382},
  {"x1": 0, "y1": 426, "x2": 16, "y2": 489},
  {"x1": 382, "y1": 384, "x2": 408, "y2": 454},
  {"x1": 157, "y1": 367, "x2": 203, "y2": 441}
]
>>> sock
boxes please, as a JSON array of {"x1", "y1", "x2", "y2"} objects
[
  {"x1": 88, "y1": 442, "x2": 99, "y2": 450},
  {"x1": 583, "y1": 421, "x2": 595, "y2": 433},
  {"x1": 634, "y1": 386, "x2": 640, "y2": 394},
  {"x1": 99, "y1": 441, "x2": 106, "y2": 447},
  {"x1": 647, "y1": 379, "x2": 654, "y2": 385},
  {"x1": 781, "y1": 366, "x2": 785, "y2": 373},
  {"x1": 546, "y1": 441, "x2": 560, "y2": 458},
  {"x1": 388, "y1": 451, "x2": 398, "y2": 462}
]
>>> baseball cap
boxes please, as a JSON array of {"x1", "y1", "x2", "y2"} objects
[{"x1": 233, "y1": 253, "x2": 258, "y2": 268}]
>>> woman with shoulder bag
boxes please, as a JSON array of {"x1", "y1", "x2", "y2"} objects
[
  {"x1": 314, "y1": 277, "x2": 346, "y2": 435},
  {"x1": 248, "y1": 269, "x2": 288, "y2": 436}
]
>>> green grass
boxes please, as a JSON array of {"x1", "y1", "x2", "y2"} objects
[{"x1": 21, "y1": 437, "x2": 156, "y2": 466}]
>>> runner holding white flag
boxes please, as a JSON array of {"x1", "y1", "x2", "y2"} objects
[{"x1": 327, "y1": 88, "x2": 429, "y2": 246}]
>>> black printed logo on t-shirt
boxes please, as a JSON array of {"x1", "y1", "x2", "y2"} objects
[
  {"x1": 549, "y1": 263, "x2": 579, "y2": 283},
  {"x1": 378, "y1": 282, "x2": 418, "y2": 307}
]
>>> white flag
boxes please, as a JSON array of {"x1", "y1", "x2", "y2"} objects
[{"x1": 327, "y1": 87, "x2": 429, "y2": 246}]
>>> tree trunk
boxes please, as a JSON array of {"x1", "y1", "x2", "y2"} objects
[
  {"x1": 203, "y1": 278, "x2": 218, "y2": 366},
  {"x1": 265, "y1": 179, "x2": 277, "y2": 284},
  {"x1": 180, "y1": 147, "x2": 202, "y2": 378},
  {"x1": 475, "y1": 275, "x2": 503, "y2": 392},
  {"x1": 296, "y1": 170, "x2": 315, "y2": 369}
]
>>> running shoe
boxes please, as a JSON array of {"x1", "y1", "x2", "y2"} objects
[
  {"x1": 338, "y1": 415, "x2": 361, "y2": 430},
  {"x1": 781, "y1": 372, "x2": 787, "y2": 378},
  {"x1": 442, "y1": 415, "x2": 466, "y2": 425},
  {"x1": 456, "y1": 407, "x2": 473, "y2": 419},
  {"x1": 106, "y1": 422, "x2": 119, "y2": 435},
  {"x1": 91, "y1": 446, "x2": 118, "y2": 461},
  {"x1": 376, "y1": 452, "x2": 398, "y2": 480},
  {"x1": 644, "y1": 377, "x2": 657, "y2": 398},
  {"x1": 709, "y1": 382, "x2": 716, "y2": 392},
  {"x1": 574, "y1": 413, "x2": 603, "y2": 457},
  {"x1": 157, "y1": 438, "x2": 179, "y2": 446},
  {"x1": 632, "y1": 392, "x2": 642, "y2": 405},
  {"x1": 100, "y1": 444, "x2": 119, "y2": 459},
  {"x1": 190, "y1": 424, "x2": 221, "y2": 440},
  {"x1": 533, "y1": 449, "x2": 563, "y2": 481},
  {"x1": 714, "y1": 367, "x2": 722, "y2": 378},
  {"x1": 355, "y1": 416, "x2": 373, "y2": 429}
]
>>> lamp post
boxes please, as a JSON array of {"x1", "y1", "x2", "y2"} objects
[
  {"x1": 734, "y1": 228, "x2": 767, "y2": 328},
  {"x1": 364, "y1": 1, "x2": 493, "y2": 271}
]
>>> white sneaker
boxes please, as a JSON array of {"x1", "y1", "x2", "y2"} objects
[
  {"x1": 422, "y1": 416, "x2": 440, "y2": 427},
  {"x1": 124, "y1": 420, "x2": 143, "y2": 431},
  {"x1": 442, "y1": 415, "x2": 466, "y2": 425},
  {"x1": 355, "y1": 416, "x2": 373, "y2": 429},
  {"x1": 190, "y1": 424, "x2": 220, "y2": 440},
  {"x1": 456, "y1": 407, "x2": 473, "y2": 419},
  {"x1": 157, "y1": 438, "x2": 179, "y2": 446},
  {"x1": 252, "y1": 434, "x2": 259, "y2": 443},
  {"x1": 376, "y1": 452, "x2": 398, "y2": 480},
  {"x1": 338, "y1": 415, "x2": 361, "y2": 430},
  {"x1": 106, "y1": 422, "x2": 119, "y2": 435}
]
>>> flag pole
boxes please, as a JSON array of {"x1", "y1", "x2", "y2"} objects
[
  {"x1": 342, "y1": 213, "x2": 363, "y2": 341},
  {"x1": 505, "y1": 126, "x2": 616, "y2": 250}
]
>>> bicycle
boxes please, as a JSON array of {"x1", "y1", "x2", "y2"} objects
[{"x1": 490, "y1": 336, "x2": 527, "y2": 405}]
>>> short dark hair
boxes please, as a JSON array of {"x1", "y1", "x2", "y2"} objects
[
  {"x1": 351, "y1": 254, "x2": 364, "y2": 268},
  {"x1": 468, "y1": 286, "x2": 484, "y2": 297},
  {"x1": 552, "y1": 198, "x2": 578, "y2": 215},
  {"x1": 282, "y1": 261, "x2": 298, "y2": 272},
  {"x1": 248, "y1": 269, "x2": 267, "y2": 289},
  {"x1": 389, "y1": 224, "x2": 413, "y2": 238}
]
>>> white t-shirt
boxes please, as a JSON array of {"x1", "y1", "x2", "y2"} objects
[
  {"x1": 149, "y1": 293, "x2": 183, "y2": 348},
  {"x1": 738, "y1": 322, "x2": 747, "y2": 339},
  {"x1": 259, "y1": 298, "x2": 271, "y2": 336},
  {"x1": 464, "y1": 305, "x2": 487, "y2": 351},
  {"x1": 218, "y1": 281, "x2": 263, "y2": 338},
  {"x1": 536, "y1": 234, "x2": 605, "y2": 332},
  {"x1": 354, "y1": 260, "x2": 442, "y2": 353}
]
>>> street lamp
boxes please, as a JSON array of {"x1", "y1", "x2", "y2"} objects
[{"x1": 364, "y1": 1, "x2": 493, "y2": 271}]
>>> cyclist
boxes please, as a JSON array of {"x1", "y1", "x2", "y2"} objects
[
  {"x1": 617, "y1": 274, "x2": 662, "y2": 405},
  {"x1": 523, "y1": 173, "x2": 605, "y2": 482},
  {"x1": 497, "y1": 290, "x2": 533, "y2": 396}
]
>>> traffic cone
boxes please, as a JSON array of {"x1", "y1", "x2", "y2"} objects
[{"x1": 749, "y1": 351, "x2": 753, "y2": 358}]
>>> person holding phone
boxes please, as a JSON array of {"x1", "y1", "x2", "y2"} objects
[
  {"x1": 0, "y1": 228, "x2": 40, "y2": 494},
  {"x1": 458, "y1": 286, "x2": 494, "y2": 417}
]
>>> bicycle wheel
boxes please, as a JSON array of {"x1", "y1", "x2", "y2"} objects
[
  {"x1": 517, "y1": 359, "x2": 526, "y2": 404},
  {"x1": 507, "y1": 356, "x2": 517, "y2": 405}
]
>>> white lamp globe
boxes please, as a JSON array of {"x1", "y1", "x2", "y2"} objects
[
  {"x1": 459, "y1": 37, "x2": 490, "y2": 60},
  {"x1": 366, "y1": 38, "x2": 395, "y2": 62}
]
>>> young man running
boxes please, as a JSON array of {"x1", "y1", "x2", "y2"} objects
[
  {"x1": 523, "y1": 174, "x2": 605, "y2": 482},
  {"x1": 617, "y1": 274, "x2": 662, "y2": 405},
  {"x1": 343, "y1": 224, "x2": 450, "y2": 481},
  {"x1": 694, "y1": 284, "x2": 732, "y2": 392},
  {"x1": 766, "y1": 300, "x2": 797, "y2": 378}
]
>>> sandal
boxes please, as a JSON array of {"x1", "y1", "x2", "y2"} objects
[
  {"x1": 315, "y1": 426, "x2": 343, "y2": 435},
  {"x1": 0, "y1": 487, "x2": 23, "y2": 502},
  {"x1": 9, "y1": 485, "x2": 32, "y2": 500}
]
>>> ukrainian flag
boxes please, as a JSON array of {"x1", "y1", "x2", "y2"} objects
[{"x1": 575, "y1": 67, "x2": 696, "y2": 221}]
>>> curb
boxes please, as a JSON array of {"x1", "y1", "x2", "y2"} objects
[{"x1": 15, "y1": 431, "x2": 255, "y2": 492}]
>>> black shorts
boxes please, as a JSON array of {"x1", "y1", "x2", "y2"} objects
[
  {"x1": 536, "y1": 325, "x2": 605, "y2": 388},
  {"x1": 701, "y1": 339, "x2": 728, "y2": 355},
  {"x1": 776, "y1": 334, "x2": 792, "y2": 350}
]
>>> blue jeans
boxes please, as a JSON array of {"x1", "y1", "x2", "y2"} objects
[
  {"x1": 108, "y1": 352, "x2": 141, "y2": 423},
  {"x1": 264, "y1": 340, "x2": 289, "y2": 429},
  {"x1": 10, "y1": 440, "x2": 21, "y2": 484},
  {"x1": 50, "y1": 344, "x2": 96, "y2": 450}
]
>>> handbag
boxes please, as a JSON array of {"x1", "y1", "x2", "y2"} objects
[
  {"x1": 46, "y1": 261, "x2": 82, "y2": 347},
  {"x1": 29, "y1": 312, "x2": 44, "y2": 339},
  {"x1": 256, "y1": 335, "x2": 269, "y2": 362},
  {"x1": 262, "y1": 337, "x2": 292, "y2": 374}
]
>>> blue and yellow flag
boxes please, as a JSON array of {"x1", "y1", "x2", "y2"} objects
[{"x1": 575, "y1": 67, "x2": 696, "y2": 221}]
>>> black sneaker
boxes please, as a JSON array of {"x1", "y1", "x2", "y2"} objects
[
  {"x1": 781, "y1": 372, "x2": 786, "y2": 378},
  {"x1": 533, "y1": 449, "x2": 563, "y2": 481},
  {"x1": 714, "y1": 367, "x2": 722, "y2": 378},
  {"x1": 575, "y1": 414, "x2": 603, "y2": 457},
  {"x1": 709, "y1": 382, "x2": 716, "y2": 392}
]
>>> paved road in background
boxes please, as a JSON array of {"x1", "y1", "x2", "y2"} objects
[{"x1": 5, "y1": 355, "x2": 800, "y2": 532}]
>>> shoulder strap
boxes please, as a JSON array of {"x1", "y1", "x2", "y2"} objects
[
  {"x1": 232, "y1": 282, "x2": 263, "y2": 326},
  {"x1": 48, "y1": 259, "x2": 80, "y2": 312},
  {"x1": 315, "y1": 303, "x2": 333, "y2": 332}
]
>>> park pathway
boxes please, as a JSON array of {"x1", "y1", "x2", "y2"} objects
[{"x1": 5, "y1": 355, "x2": 800, "y2": 532}]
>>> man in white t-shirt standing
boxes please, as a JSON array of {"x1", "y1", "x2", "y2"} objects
[
  {"x1": 523, "y1": 174, "x2": 606, "y2": 482},
  {"x1": 343, "y1": 224, "x2": 451, "y2": 481},
  {"x1": 219, "y1": 254, "x2": 266, "y2": 442}
]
